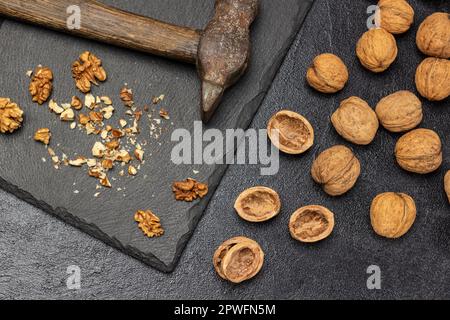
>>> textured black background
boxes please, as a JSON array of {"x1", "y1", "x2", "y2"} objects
[{"x1": 0, "y1": 0, "x2": 449, "y2": 299}]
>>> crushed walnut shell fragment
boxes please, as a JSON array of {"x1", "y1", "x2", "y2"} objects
[
  {"x1": 134, "y1": 210, "x2": 164, "y2": 238},
  {"x1": 173, "y1": 178, "x2": 209, "y2": 202}
]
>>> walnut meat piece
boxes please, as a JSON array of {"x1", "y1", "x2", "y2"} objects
[
  {"x1": 71, "y1": 96, "x2": 83, "y2": 110},
  {"x1": 34, "y1": 128, "x2": 51, "y2": 145},
  {"x1": 289, "y1": 205, "x2": 335, "y2": 243},
  {"x1": 375, "y1": 91, "x2": 423, "y2": 132},
  {"x1": 356, "y1": 28, "x2": 398, "y2": 73},
  {"x1": 370, "y1": 192, "x2": 416, "y2": 238},
  {"x1": 306, "y1": 53, "x2": 349, "y2": 93},
  {"x1": 213, "y1": 237, "x2": 264, "y2": 284},
  {"x1": 134, "y1": 210, "x2": 164, "y2": 238},
  {"x1": 120, "y1": 87, "x2": 134, "y2": 107},
  {"x1": 331, "y1": 96, "x2": 379, "y2": 145},
  {"x1": 0, "y1": 98, "x2": 24, "y2": 134},
  {"x1": 311, "y1": 145, "x2": 361, "y2": 196},
  {"x1": 72, "y1": 51, "x2": 107, "y2": 93},
  {"x1": 416, "y1": 12, "x2": 450, "y2": 59},
  {"x1": 395, "y1": 128, "x2": 442, "y2": 174},
  {"x1": 234, "y1": 187, "x2": 281, "y2": 222},
  {"x1": 29, "y1": 66, "x2": 53, "y2": 104},
  {"x1": 378, "y1": 0, "x2": 414, "y2": 34},
  {"x1": 172, "y1": 178, "x2": 208, "y2": 202},
  {"x1": 445, "y1": 171, "x2": 450, "y2": 203},
  {"x1": 267, "y1": 110, "x2": 314, "y2": 154},
  {"x1": 415, "y1": 57, "x2": 450, "y2": 101}
]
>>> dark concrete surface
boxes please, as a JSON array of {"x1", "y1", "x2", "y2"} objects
[{"x1": 1, "y1": 0, "x2": 449, "y2": 299}]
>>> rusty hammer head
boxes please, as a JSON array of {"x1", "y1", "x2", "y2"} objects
[{"x1": 197, "y1": 0, "x2": 259, "y2": 123}]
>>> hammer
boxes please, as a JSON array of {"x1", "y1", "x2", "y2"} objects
[{"x1": 0, "y1": 0, "x2": 259, "y2": 123}]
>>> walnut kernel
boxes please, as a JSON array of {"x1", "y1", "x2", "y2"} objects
[
  {"x1": 331, "y1": 96, "x2": 379, "y2": 145},
  {"x1": 289, "y1": 205, "x2": 335, "y2": 243},
  {"x1": 172, "y1": 178, "x2": 208, "y2": 202},
  {"x1": 71, "y1": 96, "x2": 83, "y2": 110},
  {"x1": 234, "y1": 187, "x2": 281, "y2": 222},
  {"x1": 395, "y1": 128, "x2": 442, "y2": 174},
  {"x1": 306, "y1": 53, "x2": 349, "y2": 93},
  {"x1": 416, "y1": 12, "x2": 450, "y2": 59},
  {"x1": 356, "y1": 28, "x2": 398, "y2": 73},
  {"x1": 378, "y1": 0, "x2": 414, "y2": 34},
  {"x1": 267, "y1": 110, "x2": 314, "y2": 154},
  {"x1": 134, "y1": 210, "x2": 164, "y2": 238},
  {"x1": 415, "y1": 57, "x2": 450, "y2": 101},
  {"x1": 72, "y1": 51, "x2": 107, "y2": 93},
  {"x1": 311, "y1": 145, "x2": 361, "y2": 196},
  {"x1": 34, "y1": 128, "x2": 51, "y2": 145},
  {"x1": 375, "y1": 91, "x2": 422, "y2": 132},
  {"x1": 29, "y1": 66, "x2": 53, "y2": 104},
  {"x1": 370, "y1": 192, "x2": 416, "y2": 238},
  {"x1": 213, "y1": 237, "x2": 264, "y2": 284},
  {"x1": 120, "y1": 87, "x2": 134, "y2": 107},
  {"x1": 0, "y1": 98, "x2": 24, "y2": 134}
]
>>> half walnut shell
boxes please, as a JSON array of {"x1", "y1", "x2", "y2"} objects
[
  {"x1": 234, "y1": 186, "x2": 281, "y2": 222},
  {"x1": 445, "y1": 171, "x2": 450, "y2": 204},
  {"x1": 213, "y1": 237, "x2": 264, "y2": 284},
  {"x1": 267, "y1": 110, "x2": 314, "y2": 154},
  {"x1": 289, "y1": 205, "x2": 335, "y2": 243}
]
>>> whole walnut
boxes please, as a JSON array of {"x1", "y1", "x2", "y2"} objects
[
  {"x1": 445, "y1": 171, "x2": 450, "y2": 203},
  {"x1": 0, "y1": 98, "x2": 24, "y2": 134},
  {"x1": 311, "y1": 145, "x2": 361, "y2": 196},
  {"x1": 415, "y1": 57, "x2": 450, "y2": 101},
  {"x1": 416, "y1": 12, "x2": 450, "y2": 59},
  {"x1": 370, "y1": 192, "x2": 416, "y2": 238},
  {"x1": 356, "y1": 28, "x2": 398, "y2": 73},
  {"x1": 306, "y1": 53, "x2": 349, "y2": 93},
  {"x1": 331, "y1": 96, "x2": 379, "y2": 145},
  {"x1": 375, "y1": 90, "x2": 422, "y2": 132},
  {"x1": 395, "y1": 128, "x2": 442, "y2": 174},
  {"x1": 378, "y1": 0, "x2": 415, "y2": 34}
]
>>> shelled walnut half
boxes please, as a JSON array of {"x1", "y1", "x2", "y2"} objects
[
  {"x1": 72, "y1": 51, "x2": 107, "y2": 93},
  {"x1": 34, "y1": 128, "x2": 51, "y2": 145},
  {"x1": 134, "y1": 210, "x2": 164, "y2": 238},
  {"x1": 0, "y1": 98, "x2": 24, "y2": 134},
  {"x1": 234, "y1": 187, "x2": 281, "y2": 222},
  {"x1": 172, "y1": 178, "x2": 208, "y2": 202},
  {"x1": 29, "y1": 66, "x2": 53, "y2": 104},
  {"x1": 289, "y1": 205, "x2": 335, "y2": 243},
  {"x1": 213, "y1": 237, "x2": 264, "y2": 284}
]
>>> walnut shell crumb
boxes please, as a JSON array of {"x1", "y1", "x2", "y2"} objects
[
  {"x1": 34, "y1": 128, "x2": 51, "y2": 145},
  {"x1": 0, "y1": 98, "x2": 24, "y2": 134},
  {"x1": 172, "y1": 178, "x2": 208, "y2": 202},
  {"x1": 72, "y1": 51, "x2": 107, "y2": 93},
  {"x1": 29, "y1": 66, "x2": 53, "y2": 105},
  {"x1": 134, "y1": 210, "x2": 164, "y2": 238}
]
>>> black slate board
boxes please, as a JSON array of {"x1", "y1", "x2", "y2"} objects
[{"x1": 0, "y1": 0, "x2": 313, "y2": 272}]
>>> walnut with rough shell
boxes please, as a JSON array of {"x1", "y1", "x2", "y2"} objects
[
  {"x1": 416, "y1": 12, "x2": 450, "y2": 59},
  {"x1": 331, "y1": 96, "x2": 379, "y2": 145},
  {"x1": 370, "y1": 192, "x2": 416, "y2": 238},
  {"x1": 29, "y1": 66, "x2": 53, "y2": 104},
  {"x1": 213, "y1": 236, "x2": 264, "y2": 284},
  {"x1": 172, "y1": 178, "x2": 208, "y2": 202},
  {"x1": 311, "y1": 145, "x2": 361, "y2": 196},
  {"x1": 375, "y1": 90, "x2": 422, "y2": 132},
  {"x1": 234, "y1": 187, "x2": 281, "y2": 222},
  {"x1": 445, "y1": 171, "x2": 450, "y2": 203},
  {"x1": 415, "y1": 57, "x2": 450, "y2": 101},
  {"x1": 0, "y1": 98, "x2": 24, "y2": 134},
  {"x1": 356, "y1": 28, "x2": 398, "y2": 73},
  {"x1": 267, "y1": 110, "x2": 314, "y2": 154},
  {"x1": 395, "y1": 128, "x2": 442, "y2": 174},
  {"x1": 306, "y1": 53, "x2": 349, "y2": 93},
  {"x1": 34, "y1": 128, "x2": 51, "y2": 145},
  {"x1": 378, "y1": 0, "x2": 414, "y2": 34},
  {"x1": 134, "y1": 210, "x2": 164, "y2": 238},
  {"x1": 289, "y1": 205, "x2": 335, "y2": 243},
  {"x1": 72, "y1": 51, "x2": 107, "y2": 93}
]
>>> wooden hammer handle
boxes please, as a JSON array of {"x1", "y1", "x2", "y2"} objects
[{"x1": 0, "y1": 0, "x2": 201, "y2": 64}]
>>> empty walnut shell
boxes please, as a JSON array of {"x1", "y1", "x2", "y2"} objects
[
  {"x1": 416, "y1": 12, "x2": 450, "y2": 59},
  {"x1": 378, "y1": 0, "x2": 415, "y2": 34},
  {"x1": 331, "y1": 96, "x2": 379, "y2": 145},
  {"x1": 445, "y1": 171, "x2": 450, "y2": 204},
  {"x1": 395, "y1": 128, "x2": 442, "y2": 174},
  {"x1": 415, "y1": 57, "x2": 450, "y2": 101},
  {"x1": 0, "y1": 97, "x2": 24, "y2": 134},
  {"x1": 234, "y1": 187, "x2": 281, "y2": 222},
  {"x1": 311, "y1": 145, "x2": 361, "y2": 196},
  {"x1": 375, "y1": 90, "x2": 423, "y2": 132},
  {"x1": 289, "y1": 205, "x2": 335, "y2": 243},
  {"x1": 370, "y1": 192, "x2": 416, "y2": 238},
  {"x1": 306, "y1": 53, "x2": 349, "y2": 93},
  {"x1": 267, "y1": 110, "x2": 314, "y2": 154},
  {"x1": 356, "y1": 28, "x2": 398, "y2": 73},
  {"x1": 213, "y1": 237, "x2": 264, "y2": 284}
]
